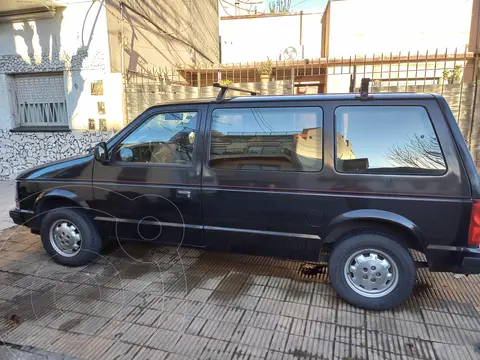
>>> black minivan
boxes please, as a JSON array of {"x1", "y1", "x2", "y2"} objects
[{"x1": 9, "y1": 84, "x2": 480, "y2": 310}]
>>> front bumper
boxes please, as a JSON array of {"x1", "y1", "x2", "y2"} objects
[
  {"x1": 9, "y1": 208, "x2": 35, "y2": 228},
  {"x1": 427, "y1": 245, "x2": 480, "y2": 274}
]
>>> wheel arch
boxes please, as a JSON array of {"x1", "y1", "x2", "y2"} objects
[
  {"x1": 34, "y1": 190, "x2": 90, "y2": 227},
  {"x1": 324, "y1": 209, "x2": 427, "y2": 252}
]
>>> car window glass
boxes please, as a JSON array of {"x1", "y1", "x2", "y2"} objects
[
  {"x1": 335, "y1": 106, "x2": 446, "y2": 175},
  {"x1": 116, "y1": 112, "x2": 198, "y2": 165},
  {"x1": 210, "y1": 107, "x2": 323, "y2": 172}
]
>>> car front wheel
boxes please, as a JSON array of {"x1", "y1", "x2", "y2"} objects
[
  {"x1": 328, "y1": 232, "x2": 416, "y2": 310},
  {"x1": 40, "y1": 208, "x2": 102, "y2": 266}
]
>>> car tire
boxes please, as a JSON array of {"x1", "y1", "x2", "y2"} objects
[
  {"x1": 40, "y1": 208, "x2": 102, "y2": 266},
  {"x1": 328, "y1": 231, "x2": 416, "y2": 310}
]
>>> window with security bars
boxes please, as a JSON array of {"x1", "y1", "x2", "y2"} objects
[{"x1": 14, "y1": 73, "x2": 68, "y2": 127}]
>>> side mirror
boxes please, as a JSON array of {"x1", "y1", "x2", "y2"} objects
[
  {"x1": 118, "y1": 147, "x2": 134, "y2": 162},
  {"x1": 94, "y1": 142, "x2": 109, "y2": 164}
]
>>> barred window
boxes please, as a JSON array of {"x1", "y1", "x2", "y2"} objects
[{"x1": 14, "y1": 73, "x2": 68, "y2": 127}]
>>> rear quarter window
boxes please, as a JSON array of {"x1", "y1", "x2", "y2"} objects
[{"x1": 334, "y1": 106, "x2": 446, "y2": 175}]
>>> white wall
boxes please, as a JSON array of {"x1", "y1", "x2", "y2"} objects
[
  {"x1": 0, "y1": 1, "x2": 124, "y2": 131},
  {"x1": 220, "y1": 13, "x2": 322, "y2": 63},
  {"x1": 326, "y1": 0, "x2": 473, "y2": 57}
]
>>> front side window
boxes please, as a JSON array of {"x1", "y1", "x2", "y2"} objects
[
  {"x1": 115, "y1": 112, "x2": 198, "y2": 165},
  {"x1": 210, "y1": 107, "x2": 323, "y2": 172},
  {"x1": 335, "y1": 106, "x2": 446, "y2": 175}
]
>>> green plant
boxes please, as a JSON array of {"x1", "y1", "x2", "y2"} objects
[
  {"x1": 442, "y1": 65, "x2": 463, "y2": 83},
  {"x1": 256, "y1": 58, "x2": 273, "y2": 76}
]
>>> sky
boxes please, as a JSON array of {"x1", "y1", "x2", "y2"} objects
[
  {"x1": 222, "y1": 0, "x2": 329, "y2": 15},
  {"x1": 289, "y1": 0, "x2": 329, "y2": 12}
]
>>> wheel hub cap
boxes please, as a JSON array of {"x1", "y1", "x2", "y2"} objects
[
  {"x1": 344, "y1": 249, "x2": 398, "y2": 298},
  {"x1": 49, "y1": 220, "x2": 82, "y2": 257}
]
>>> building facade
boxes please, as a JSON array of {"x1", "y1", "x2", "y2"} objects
[
  {"x1": 0, "y1": 0, "x2": 219, "y2": 180},
  {"x1": 220, "y1": 12, "x2": 322, "y2": 63}
]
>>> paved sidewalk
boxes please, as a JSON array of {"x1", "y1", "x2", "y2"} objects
[
  {"x1": 0, "y1": 226, "x2": 479, "y2": 360},
  {"x1": 0, "y1": 181, "x2": 15, "y2": 230}
]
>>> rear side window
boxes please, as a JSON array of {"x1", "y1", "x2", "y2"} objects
[
  {"x1": 335, "y1": 106, "x2": 446, "y2": 175},
  {"x1": 209, "y1": 107, "x2": 323, "y2": 172}
]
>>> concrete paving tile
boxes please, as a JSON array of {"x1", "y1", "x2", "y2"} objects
[
  {"x1": 48, "y1": 332, "x2": 92, "y2": 358},
  {"x1": 239, "y1": 283, "x2": 265, "y2": 297},
  {"x1": 132, "y1": 347, "x2": 169, "y2": 360},
  {"x1": 147, "y1": 328, "x2": 181, "y2": 351},
  {"x1": 334, "y1": 340, "x2": 366, "y2": 360},
  {"x1": 396, "y1": 337, "x2": 436, "y2": 360},
  {"x1": 289, "y1": 317, "x2": 306, "y2": 336},
  {"x1": 199, "y1": 319, "x2": 236, "y2": 341},
  {"x1": 100, "y1": 341, "x2": 137, "y2": 360},
  {"x1": 234, "y1": 343, "x2": 269, "y2": 359},
  {"x1": 159, "y1": 312, "x2": 194, "y2": 332},
  {"x1": 185, "y1": 316, "x2": 207, "y2": 336},
  {"x1": 70, "y1": 315, "x2": 110, "y2": 335},
  {"x1": 172, "y1": 334, "x2": 209, "y2": 358},
  {"x1": 392, "y1": 319, "x2": 430, "y2": 340},
  {"x1": 96, "y1": 320, "x2": 132, "y2": 339},
  {"x1": 367, "y1": 331, "x2": 403, "y2": 355},
  {"x1": 275, "y1": 315, "x2": 293, "y2": 333},
  {"x1": 285, "y1": 290, "x2": 312, "y2": 305},
  {"x1": 269, "y1": 331, "x2": 289, "y2": 352},
  {"x1": 185, "y1": 288, "x2": 213, "y2": 302},
  {"x1": 245, "y1": 312, "x2": 280, "y2": 330},
  {"x1": 228, "y1": 294, "x2": 259, "y2": 310},
  {"x1": 199, "y1": 339, "x2": 229, "y2": 360},
  {"x1": 74, "y1": 336, "x2": 116, "y2": 359},
  {"x1": 133, "y1": 308, "x2": 163, "y2": 327},
  {"x1": 246, "y1": 274, "x2": 270, "y2": 286},
  {"x1": 427, "y1": 324, "x2": 480, "y2": 346},
  {"x1": 114, "y1": 304, "x2": 140, "y2": 322},
  {"x1": 267, "y1": 276, "x2": 291, "y2": 289},
  {"x1": 171, "y1": 299, "x2": 205, "y2": 318},
  {"x1": 336, "y1": 325, "x2": 366, "y2": 347},
  {"x1": 196, "y1": 303, "x2": 228, "y2": 321},
  {"x1": 120, "y1": 324, "x2": 156, "y2": 345},
  {"x1": 281, "y1": 301, "x2": 309, "y2": 319},
  {"x1": 46, "y1": 312, "x2": 89, "y2": 330},
  {"x1": 262, "y1": 286, "x2": 288, "y2": 301},
  {"x1": 450, "y1": 313, "x2": 480, "y2": 331},
  {"x1": 305, "y1": 321, "x2": 336, "y2": 341},
  {"x1": 308, "y1": 305, "x2": 336, "y2": 323},
  {"x1": 432, "y1": 342, "x2": 478, "y2": 360},
  {"x1": 149, "y1": 296, "x2": 182, "y2": 312},
  {"x1": 336, "y1": 310, "x2": 365, "y2": 328},
  {"x1": 255, "y1": 298, "x2": 284, "y2": 315},
  {"x1": 367, "y1": 315, "x2": 397, "y2": 333},
  {"x1": 421, "y1": 309, "x2": 455, "y2": 327},
  {"x1": 221, "y1": 306, "x2": 244, "y2": 323},
  {"x1": 239, "y1": 326, "x2": 274, "y2": 349}
]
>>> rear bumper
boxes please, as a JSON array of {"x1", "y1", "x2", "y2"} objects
[
  {"x1": 9, "y1": 208, "x2": 35, "y2": 228},
  {"x1": 427, "y1": 245, "x2": 480, "y2": 274}
]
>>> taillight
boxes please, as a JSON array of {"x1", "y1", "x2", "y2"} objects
[{"x1": 468, "y1": 200, "x2": 480, "y2": 245}]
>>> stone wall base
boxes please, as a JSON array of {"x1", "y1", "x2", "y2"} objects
[{"x1": 0, "y1": 130, "x2": 112, "y2": 180}]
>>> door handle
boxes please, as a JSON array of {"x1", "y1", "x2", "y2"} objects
[{"x1": 176, "y1": 190, "x2": 192, "y2": 199}]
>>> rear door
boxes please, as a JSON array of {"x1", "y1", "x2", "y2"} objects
[
  {"x1": 91, "y1": 104, "x2": 206, "y2": 246},
  {"x1": 201, "y1": 100, "x2": 328, "y2": 259}
]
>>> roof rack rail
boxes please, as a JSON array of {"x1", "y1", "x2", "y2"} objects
[
  {"x1": 356, "y1": 78, "x2": 373, "y2": 100},
  {"x1": 213, "y1": 82, "x2": 260, "y2": 102}
]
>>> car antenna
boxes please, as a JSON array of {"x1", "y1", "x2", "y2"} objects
[
  {"x1": 356, "y1": 78, "x2": 373, "y2": 100},
  {"x1": 213, "y1": 82, "x2": 260, "y2": 102}
]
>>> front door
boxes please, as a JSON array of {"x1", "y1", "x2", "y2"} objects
[{"x1": 91, "y1": 105, "x2": 205, "y2": 247}]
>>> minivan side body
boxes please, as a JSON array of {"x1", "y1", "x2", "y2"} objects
[{"x1": 10, "y1": 93, "x2": 480, "y2": 309}]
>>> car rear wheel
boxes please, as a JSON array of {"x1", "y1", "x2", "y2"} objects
[
  {"x1": 328, "y1": 232, "x2": 416, "y2": 310},
  {"x1": 40, "y1": 208, "x2": 102, "y2": 266}
]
